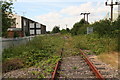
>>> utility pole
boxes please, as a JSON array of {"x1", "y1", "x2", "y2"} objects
[
  {"x1": 80, "y1": 13, "x2": 86, "y2": 20},
  {"x1": 80, "y1": 12, "x2": 90, "y2": 23},
  {"x1": 86, "y1": 13, "x2": 90, "y2": 23},
  {"x1": 105, "y1": 0, "x2": 119, "y2": 21}
]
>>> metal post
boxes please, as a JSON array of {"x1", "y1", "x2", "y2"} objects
[
  {"x1": 80, "y1": 13, "x2": 90, "y2": 23},
  {"x1": 84, "y1": 14, "x2": 85, "y2": 20},
  {"x1": 105, "y1": 0, "x2": 120, "y2": 21},
  {"x1": 86, "y1": 13, "x2": 90, "y2": 23},
  {"x1": 111, "y1": 5, "x2": 113, "y2": 21},
  {"x1": 87, "y1": 14, "x2": 88, "y2": 23},
  {"x1": 111, "y1": 0, "x2": 113, "y2": 21}
]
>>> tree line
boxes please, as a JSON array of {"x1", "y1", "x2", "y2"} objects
[
  {"x1": 1, "y1": 0, "x2": 120, "y2": 38},
  {"x1": 51, "y1": 16, "x2": 120, "y2": 37}
]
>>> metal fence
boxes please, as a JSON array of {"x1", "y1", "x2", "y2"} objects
[{"x1": 1, "y1": 36, "x2": 35, "y2": 50}]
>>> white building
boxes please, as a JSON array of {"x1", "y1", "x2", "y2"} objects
[{"x1": 9, "y1": 14, "x2": 46, "y2": 36}]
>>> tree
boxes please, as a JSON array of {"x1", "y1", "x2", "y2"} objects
[
  {"x1": 52, "y1": 26, "x2": 60, "y2": 33},
  {"x1": 71, "y1": 19, "x2": 88, "y2": 35},
  {"x1": 1, "y1": 0, "x2": 16, "y2": 37},
  {"x1": 66, "y1": 28, "x2": 70, "y2": 32},
  {"x1": 60, "y1": 29, "x2": 67, "y2": 34},
  {"x1": 91, "y1": 19, "x2": 112, "y2": 36},
  {"x1": 112, "y1": 15, "x2": 120, "y2": 30},
  {"x1": 111, "y1": 15, "x2": 120, "y2": 37}
]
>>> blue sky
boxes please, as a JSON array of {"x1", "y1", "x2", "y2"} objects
[
  {"x1": 13, "y1": 2, "x2": 85, "y2": 18},
  {"x1": 12, "y1": 0, "x2": 119, "y2": 31}
]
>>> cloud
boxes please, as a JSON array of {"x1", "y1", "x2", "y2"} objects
[
  {"x1": 60, "y1": 2, "x2": 93, "y2": 16},
  {"x1": 35, "y1": 2, "x2": 117, "y2": 31}
]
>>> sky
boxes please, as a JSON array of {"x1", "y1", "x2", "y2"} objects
[{"x1": 11, "y1": 0, "x2": 119, "y2": 31}]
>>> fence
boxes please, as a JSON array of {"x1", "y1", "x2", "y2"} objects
[{"x1": 1, "y1": 36, "x2": 35, "y2": 50}]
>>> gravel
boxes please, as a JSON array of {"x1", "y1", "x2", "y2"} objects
[
  {"x1": 2, "y1": 67, "x2": 42, "y2": 78},
  {"x1": 58, "y1": 56, "x2": 96, "y2": 78}
]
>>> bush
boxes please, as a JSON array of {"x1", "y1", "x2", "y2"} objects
[
  {"x1": 14, "y1": 32, "x2": 19, "y2": 38},
  {"x1": 91, "y1": 19, "x2": 112, "y2": 36},
  {"x1": 71, "y1": 19, "x2": 88, "y2": 35},
  {"x1": 60, "y1": 29, "x2": 68, "y2": 34}
]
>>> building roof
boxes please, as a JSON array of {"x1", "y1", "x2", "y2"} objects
[{"x1": 13, "y1": 14, "x2": 46, "y2": 27}]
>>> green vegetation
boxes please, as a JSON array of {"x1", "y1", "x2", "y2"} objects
[
  {"x1": 70, "y1": 17, "x2": 119, "y2": 68},
  {"x1": 60, "y1": 28, "x2": 70, "y2": 34},
  {"x1": 71, "y1": 16, "x2": 120, "y2": 38},
  {"x1": 2, "y1": 32, "x2": 118, "y2": 77},
  {"x1": 70, "y1": 16, "x2": 119, "y2": 55},
  {"x1": 71, "y1": 19, "x2": 89, "y2": 35},
  {"x1": 2, "y1": 34, "x2": 65, "y2": 77},
  {"x1": 13, "y1": 32, "x2": 19, "y2": 38},
  {"x1": 1, "y1": 0, "x2": 16, "y2": 37},
  {"x1": 52, "y1": 26, "x2": 60, "y2": 33},
  {"x1": 72, "y1": 66, "x2": 77, "y2": 70},
  {"x1": 2, "y1": 12, "x2": 119, "y2": 77},
  {"x1": 73, "y1": 34, "x2": 118, "y2": 55}
]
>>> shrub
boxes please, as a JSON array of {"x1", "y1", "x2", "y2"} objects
[
  {"x1": 52, "y1": 26, "x2": 60, "y2": 33},
  {"x1": 14, "y1": 32, "x2": 19, "y2": 38}
]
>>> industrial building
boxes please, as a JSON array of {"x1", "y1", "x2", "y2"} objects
[{"x1": 7, "y1": 14, "x2": 46, "y2": 38}]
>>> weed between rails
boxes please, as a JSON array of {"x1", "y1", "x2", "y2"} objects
[{"x1": 2, "y1": 34, "x2": 118, "y2": 77}]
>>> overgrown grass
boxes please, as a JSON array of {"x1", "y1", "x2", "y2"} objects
[
  {"x1": 97, "y1": 52, "x2": 118, "y2": 69},
  {"x1": 2, "y1": 34, "x2": 65, "y2": 77},
  {"x1": 2, "y1": 33, "x2": 118, "y2": 77},
  {"x1": 73, "y1": 33, "x2": 118, "y2": 69},
  {"x1": 73, "y1": 34, "x2": 118, "y2": 55}
]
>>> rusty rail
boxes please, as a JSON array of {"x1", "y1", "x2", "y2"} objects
[
  {"x1": 51, "y1": 48, "x2": 63, "y2": 80},
  {"x1": 51, "y1": 61, "x2": 60, "y2": 80},
  {"x1": 80, "y1": 49, "x2": 105, "y2": 80}
]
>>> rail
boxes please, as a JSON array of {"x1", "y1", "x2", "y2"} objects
[
  {"x1": 50, "y1": 48, "x2": 63, "y2": 80},
  {"x1": 80, "y1": 49, "x2": 105, "y2": 80},
  {"x1": 51, "y1": 49, "x2": 105, "y2": 80}
]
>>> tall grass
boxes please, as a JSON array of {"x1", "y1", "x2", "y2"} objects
[
  {"x1": 2, "y1": 33, "x2": 118, "y2": 76},
  {"x1": 2, "y1": 34, "x2": 65, "y2": 75},
  {"x1": 73, "y1": 34, "x2": 118, "y2": 55}
]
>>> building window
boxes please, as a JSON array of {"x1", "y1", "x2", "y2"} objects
[
  {"x1": 30, "y1": 30, "x2": 35, "y2": 34},
  {"x1": 36, "y1": 30, "x2": 41, "y2": 34},
  {"x1": 30, "y1": 23, "x2": 34, "y2": 28},
  {"x1": 36, "y1": 23, "x2": 41, "y2": 28}
]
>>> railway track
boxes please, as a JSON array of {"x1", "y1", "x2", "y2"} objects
[{"x1": 50, "y1": 49, "x2": 117, "y2": 80}]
